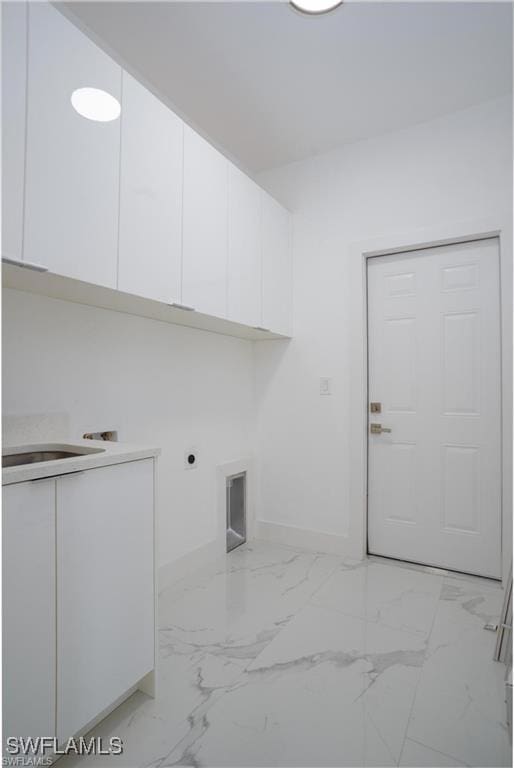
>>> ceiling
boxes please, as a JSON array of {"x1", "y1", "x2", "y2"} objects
[{"x1": 61, "y1": 1, "x2": 512, "y2": 173}]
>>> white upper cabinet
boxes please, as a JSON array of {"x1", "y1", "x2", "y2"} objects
[
  {"x1": 261, "y1": 191, "x2": 292, "y2": 336},
  {"x1": 24, "y1": 3, "x2": 121, "y2": 288},
  {"x1": 118, "y1": 72, "x2": 183, "y2": 304},
  {"x1": 9, "y1": 1, "x2": 293, "y2": 338},
  {"x1": 2, "y1": 2, "x2": 27, "y2": 262},
  {"x1": 182, "y1": 125, "x2": 228, "y2": 317},
  {"x1": 227, "y1": 165, "x2": 262, "y2": 328}
]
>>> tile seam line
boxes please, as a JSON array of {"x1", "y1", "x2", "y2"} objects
[
  {"x1": 396, "y1": 574, "x2": 445, "y2": 766},
  {"x1": 305, "y1": 599, "x2": 435, "y2": 641},
  {"x1": 405, "y1": 735, "x2": 472, "y2": 767},
  {"x1": 238, "y1": 553, "x2": 343, "y2": 673},
  {"x1": 300, "y1": 554, "x2": 348, "y2": 605},
  {"x1": 156, "y1": 549, "x2": 340, "y2": 765}
]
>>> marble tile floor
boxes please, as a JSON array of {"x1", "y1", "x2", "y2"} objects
[{"x1": 60, "y1": 541, "x2": 511, "y2": 768}]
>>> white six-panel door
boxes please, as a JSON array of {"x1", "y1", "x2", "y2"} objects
[{"x1": 367, "y1": 238, "x2": 501, "y2": 578}]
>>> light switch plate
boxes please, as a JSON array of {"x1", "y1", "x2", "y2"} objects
[{"x1": 320, "y1": 377, "x2": 332, "y2": 396}]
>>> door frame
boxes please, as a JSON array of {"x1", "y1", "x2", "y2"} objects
[{"x1": 347, "y1": 217, "x2": 512, "y2": 584}]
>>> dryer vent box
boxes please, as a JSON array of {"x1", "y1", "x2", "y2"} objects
[{"x1": 226, "y1": 472, "x2": 246, "y2": 552}]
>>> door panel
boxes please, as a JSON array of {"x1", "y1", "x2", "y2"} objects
[
  {"x1": 182, "y1": 125, "x2": 228, "y2": 317},
  {"x1": 57, "y1": 460, "x2": 154, "y2": 741},
  {"x1": 367, "y1": 238, "x2": 501, "y2": 578},
  {"x1": 261, "y1": 191, "x2": 292, "y2": 336},
  {"x1": 227, "y1": 165, "x2": 262, "y2": 327},
  {"x1": 118, "y1": 71, "x2": 183, "y2": 304},
  {"x1": 24, "y1": 3, "x2": 121, "y2": 287},
  {"x1": 443, "y1": 311, "x2": 479, "y2": 414},
  {"x1": 3, "y1": 479, "x2": 56, "y2": 744},
  {"x1": 2, "y1": 1, "x2": 27, "y2": 262},
  {"x1": 384, "y1": 316, "x2": 417, "y2": 412}
]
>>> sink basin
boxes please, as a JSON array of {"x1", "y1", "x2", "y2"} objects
[{"x1": 2, "y1": 444, "x2": 105, "y2": 468}]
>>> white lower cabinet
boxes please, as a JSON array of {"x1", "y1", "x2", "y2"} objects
[
  {"x1": 2, "y1": 458, "x2": 155, "y2": 748},
  {"x1": 2, "y1": 479, "x2": 56, "y2": 746},
  {"x1": 57, "y1": 460, "x2": 155, "y2": 741}
]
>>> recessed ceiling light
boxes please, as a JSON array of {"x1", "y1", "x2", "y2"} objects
[
  {"x1": 71, "y1": 87, "x2": 121, "y2": 122},
  {"x1": 290, "y1": 0, "x2": 342, "y2": 15}
]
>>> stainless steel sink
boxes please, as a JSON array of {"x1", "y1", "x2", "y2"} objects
[{"x1": 2, "y1": 444, "x2": 105, "y2": 468}]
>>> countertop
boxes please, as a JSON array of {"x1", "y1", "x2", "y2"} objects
[{"x1": 2, "y1": 439, "x2": 160, "y2": 485}]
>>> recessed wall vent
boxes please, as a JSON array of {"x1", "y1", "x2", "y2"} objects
[{"x1": 226, "y1": 472, "x2": 246, "y2": 552}]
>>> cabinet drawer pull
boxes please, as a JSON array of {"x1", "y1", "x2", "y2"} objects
[
  {"x1": 2, "y1": 256, "x2": 49, "y2": 273},
  {"x1": 31, "y1": 469, "x2": 86, "y2": 482},
  {"x1": 169, "y1": 302, "x2": 195, "y2": 312},
  {"x1": 30, "y1": 476, "x2": 56, "y2": 484}
]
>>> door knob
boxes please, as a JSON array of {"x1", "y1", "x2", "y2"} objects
[{"x1": 370, "y1": 423, "x2": 392, "y2": 434}]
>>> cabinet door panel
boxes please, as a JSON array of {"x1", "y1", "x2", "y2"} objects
[
  {"x1": 182, "y1": 126, "x2": 228, "y2": 317},
  {"x1": 227, "y1": 165, "x2": 261, "y2": 327},
  {"x1": 3, "y1": 479, "x2": 56, "y2": 743},
  {"x1": 24, "y1": 3, "x2": 121, "y2": 287},
  {"x1": 118, "y1": 72, "x2": 183, "y2": 304},
  {"x1": 57, "y1": 460, "x2": 154, "y2": 741},
  {"x1": 261, "y1": 192, "x2": 292, "y2": 336},
  {"x1": 2, "y1": 1, "x2": 27, "y2": 261}
]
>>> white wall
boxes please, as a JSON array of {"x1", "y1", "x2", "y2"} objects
[
  {"x1": 3, "y1": 97, "x2": 511, "y2": 578},
  {"x1": 255, "y1": 97, "x2": 512, "y2": 561},
  {"x1": 2, "y1": 289, "x2": 255, "y2": 570}
]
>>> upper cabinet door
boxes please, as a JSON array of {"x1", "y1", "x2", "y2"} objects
[
  {"x1": 227, "y1": 165, "x2": 262, "y2": 328},
  {"x1": 261, "y1": 192, "x2": 292, "y2": 336},
  {"x1": 182, "y1": 125, "x2": 228, "y2": 317},
  {"x1": 24, "y1": 3, "x2": 121, "y2": 288},
  {"x1": 118, "y1": 72, "x2": 183, "y2": 304},
  {"x1": 2, "y1": 2, "x2": 27, "y2": 262}
]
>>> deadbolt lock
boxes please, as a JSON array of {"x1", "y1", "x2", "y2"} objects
[
  {"x1": 370, "y1": 402, "x2": 381, "y2": 413},
  {"x1": 370, "y1": 423, "x2": 392, "y2": 435}
]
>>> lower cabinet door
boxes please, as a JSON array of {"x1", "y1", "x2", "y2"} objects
[
  {"x1": 3, "y1": 479, "x2": 56, "y2": 746},
  {"x1": 56, "y1": 460, "x2": 154, "y2": 741}
]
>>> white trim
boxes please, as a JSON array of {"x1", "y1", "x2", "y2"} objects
[
  {"x1": 348, "y1": 216, "x2": 512, "y2": 584},
  {"x1": 139, "y1": 455, "x2": 158, "y2": 698},
  {"x1": 255, "y1": 519, "x2": 357, "y2": 557},
  {"x1": 158, "y1": 538, "x2": 223, "y2": 595}
]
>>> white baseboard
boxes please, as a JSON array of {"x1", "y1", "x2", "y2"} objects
[
  {"x1": 255, "y1": 519, "x2": 360, "y2": 558},
  {"x1": 158, "y1": 537, "x2": 224, "y2": 594},
  {"x1": 158, "y1": 516, "x2": 357, "y2": 595},
  {"x1": 158, "y1": 457, "x2": 255, "y2": 595}
]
